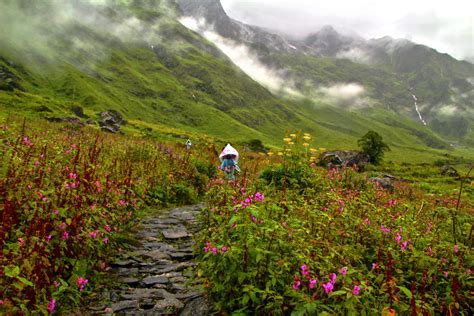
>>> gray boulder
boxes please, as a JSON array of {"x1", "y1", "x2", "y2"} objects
[
  {"x1": 99, "y1": 110, "x2": 125, "y2": 133},
  {"x1": 317, "y1": 151, "x2": 370, "y2": 170}
]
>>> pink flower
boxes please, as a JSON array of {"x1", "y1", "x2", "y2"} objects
[
  {"x1": 104, "y1": 224, "x2": 111, "y2": 232},
  {"x1": 353, "y1": 285, "x2": 360, "y2": 296},
  {"x1": 330, "y1": 273, "x2": 337, "y2": 284},
  {"x1": 395, "y1": 233, "x2": 402, "y2": 244},
  {"x1": 221, "y1": 246, "x2": 228, "y2": 254},
  {"x1": 0, "y1": 300, "x2": 3, "y2": 305},
  {"x1": 309, "y1": 279, "x2": 317, "y2": 289},
  {"x1": 119, "y1": 200, "x2": 125, "y2": 206},
  {"x1": 467, "y1": 269, "x2": 472, "y2": 275},
  {"x1": 77, "y1": 277, "x2": 88, "y2": 292},
  {"x1": 65, "y1": 183, "x2": 69, "y2": 190},
  {"x1": 211, "y1": 247, "x2": 217, "y2": 255},
  {"x1": 364, "y1": 218, "x2": 371, "y2": 225},
  {"x1": 89, "y1": 230, "x2": 98, "y2": 238},
  {"x1": 47, "y1": 299, "x2": 56, "y2": 314},
  {"x1": 103, "y1": 237, "x2": 108, "y2": 245},
  {"x1": 46, "y1": 235, "x2": 52, "y2": 242},
  {"x1": 323, "y1": 282, "x2": 334, "y2": 294},
  {"x1": 53, "y1": 281, "x2": 60, "y2": 288},
  {"x1": 54, "y1": 209, "x2": 59, "y2": 215},
  {"x1": 254, "y1": 192, "x2": 264, "y2": 202},
  {"x1": 427, "y1": 222, "x2": 432, "y2": 234},
  {"x1": 95, "y1": 180, "x2": 101, "y2": 192},
  {"x1": 380, "y1": 225, "x2": 391, "y2": 234},
  {"x1": 426, "y1": 246, "x2": 433, "y2": 257},
  {"x1": 400, "y1": 241, "x2": 409, "y2": 251},
  {"x1": 372, "y1": 262, "x2": 378, "y2": 270},
  {"x1": 444, "y1": 271, "x2": 449, "y2": 278},
  {"x1": 62, "y1": 231, "x2": 69, "y2": 240},
  {"x1": 454, "y1": 244, "x2": 459, "y2": 253},
  {"x1": 292, "y1": 280, "x2": 301, "y2": 290},
  {"x1": 341, "y1": 267, "x2": 347, "y2": 277},
  {"x1": 301, "y1": 264, "x2": 309, "y2": 276}
]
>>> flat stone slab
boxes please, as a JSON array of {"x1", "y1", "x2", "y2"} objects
[
  {"x1": 162, "y1": 229, "x2": 189, "y2": 239},
  {"x1": 142, "y1": 275, "x2": 169, "y2": 286},
  {"x1": 111, "y1": 300, "x2": 139, "y2": 312}
]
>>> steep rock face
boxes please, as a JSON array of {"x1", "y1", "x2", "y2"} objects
[
  {"x1": 302, "y1": 25, "x2": 364, "y2": 57},
  {"x1": 175, "y1": 0, "x2": 291, "y2": 52}
]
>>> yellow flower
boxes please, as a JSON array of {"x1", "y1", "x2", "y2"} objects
[
  {"x1": 268, "y1": 152, "x2": 274, "y2": 156},
  {"x1": 290, "y1": 133, "x2": 296, "y2": 138},
  {"x1": 319, "y1": 147, "x2": 326, "y2": 151},
  {"x1": 303, "y1": 135, "x2": 311, "y2": 141},
  {"x1": 285, "y1": 148, "x2": 292, "y2": 152},
  {"x1": 283, "y1": 138, "x2": 292, "y2": 142},
  {"x1": 277, "y1": 152, "x2": 283, "y2": 156},
  {"x1": 303, "y1": 143, "x2": 309, "y2": 147},
  {"x1": 310, "y1": 148, "x2": 318, "y2": 153},
  {"x1": 288, "y1": 142, "x2": 294, "y2": 145}
]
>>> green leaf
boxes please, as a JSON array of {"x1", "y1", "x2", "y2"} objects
[
  {"x1": 5, "y1": 265, "x2": 20, "y2": 278},
  {"x1": 398, "y1": 286, "x2": 412, "y2": 299},
  {"x1": 330, "y1": 290, "x2": 346, "y2": 297},
  {"x1": 18, "y1": 277, "x2": 34, "y2": 287}
]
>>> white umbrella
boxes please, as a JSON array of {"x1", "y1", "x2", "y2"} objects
[{"x1": 219, "y1": 144, "x2": 239, "y2": 162}]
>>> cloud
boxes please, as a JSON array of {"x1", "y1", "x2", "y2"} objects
[
  {"x1": 318, "y1": 83, "x2": 369, "y2": 108},
  {"x1": 221, "y1": 0, "x2": 474, "y2": 60},
  {"x1": 179, "y1": 16, "x2": 301, "y2": 97},
  {"x1": 335, "y1": 48, "x2": 372, "y2": 63},
  {"x1": 0, "y1": 0, "x2": 171, "y2": 68}
]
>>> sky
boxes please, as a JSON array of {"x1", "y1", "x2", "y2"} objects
[{"x1": 220, "y1": 0, "x2": 474, "y2": 61}]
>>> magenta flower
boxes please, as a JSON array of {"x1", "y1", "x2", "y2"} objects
[
  {"x1": 467, "y1": 269, "x2": 472, "y2": 275},
  {"x1": 444, "y1": 271, "x2": 449, "y2": 278},
  {"x1": 54, "y1": 209, "x2": 59, "y2": 215},
  {"x1": 89, "y1": 230, "x2": 98, "y2": 238},
  {"x1": 309, "y1": 279, "x2": 317, "y2": 289},
  {"x1": 353, "y1": 285, "x2": 360, "y2": 295},
  {"x1": 372, "y1": 262, "x2": 378, "y2": 270},
  {"x1": 211, "y1": 247, "x2": 217, "y2": 255},
  {"x1": 46, "y1": 235, "x2": 52, "y2": 242},
  {"x1": 454, "y1": 244, "x2": 459, "y2": 253},
  {"x1": 254, "y1": 192, "x2": 264, "y2": 202},
  {"x1": 395, "y1": 233, "x2": 402, "y2": 244},
  {"x1": 62, "y1": 231, "x2": 69, "y2": 241},
  {"x1": 65, "y1": 183, "x2": 69, "y2": 190},
  {"x1": 292, "y1": 280, "x2": 301, "y2": 290},
  {"x1": 301, "y1": 264, "x2": 309, "y2": 276},
  {"x1": 323, "y1": 282, "x2": 334, "y2": 294},
  {"x1": 0, "y1": 300, "x2": 3, "y2": 305},
  {"x1": 77, "y1": 277, "x2": 88, "y2": 292},
  {"x1": 103, "y1": 237, "x2": 108, "y2": 245},
  {"x1": 104, "y1": 224, "x2": 111, "y2": 232},
  {"x1": 400, "y1": 241, "x2": 409, "y2": 251},
  {"x1": 330, "y1": 273, "x2": 337, "y2": 284},
  {"x1": 47, "y1": 299, "x2": 56, "y2": 314},
  {"x1": 380, "y1": 225, "x2": 391, "y2": 234},
  {"x1": 364, "y1": 218, "x2": 371, "y2": 225},
  {"x1": 426, "y1": 246, "x2": 433, "y2": 257},
  {"x1": 221, "y1": 246, "x2": 228, "y2": 254},
  {"x1": 341, "y1": 267, "x2": 347, "y2": 277}
]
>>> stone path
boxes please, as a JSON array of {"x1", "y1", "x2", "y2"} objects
[{"x1": 87, "y1": 204, "x2": 209, "y2": 315}]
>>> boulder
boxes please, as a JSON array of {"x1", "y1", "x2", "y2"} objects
[
  {"x1": 369, "y1": 177, "x2": 395, "y2": 192},
  {"x1": 317, "y1": 151, "x2": 370, "y2": 170},
  {"x1": 440, "y1": 165, "x2": 460, "y2": 178},
  {"x1": 99, "y1": 110, "x2": 125, "y2": 133}
]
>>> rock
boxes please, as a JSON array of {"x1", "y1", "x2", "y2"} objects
[
  {"x1": 46, "y1": 116, "x2": 85, "y2": 126},
  {"x1": 369, "y1": 177, "x2": 394, "y2": 192},
  {"x1": 440, "y1": 165, "x2": 460, "y2": 178},
  {"x1": 142, "y1": 276, "x2": 169, "y2": 286},
  {"x1": 111, "y1": 300, "x2": 139, "y2": 312},
  {"x1": 119, "y1": 288, "x2": 169, "y2": 300},
  {"x1": 154, "y1": 296, "x2": 184, "y2": 311},
  {"x1": 71, "y1": 105, "x2": 87, "y2": 118},
  {"x1": 142, "y1": 250, "x2": 171, "y2": 261},
  {"x1": 122, "y1": 278, "x2": 140, "y2": 286},
  {"x1": 317, "y1": 151, "x2": 370, "y2": 170},
  {"x1": 99, "y1": 110, "x2": 125, "y2": 133},
  {"x1": 110, "y1": 260, "x2": 137, "y2": 267},
  {"x1": 169, "y1": 252, "x2": 194, "y2": 261},
  {"x1": 180, "y1": 297, "x2": 209, "y2": 316},
  {"x1": 162, "y1": 229, "x2": 189, "y2": 239}
]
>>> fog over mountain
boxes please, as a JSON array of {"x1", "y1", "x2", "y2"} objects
[{"x1": 221, "y1": 0, "x2": 474, "y2": 61}]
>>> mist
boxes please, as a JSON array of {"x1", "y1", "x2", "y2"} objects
[
  {"x1": 178, "y1": 16, "x2": 301, "y2": 96},
  {"x1": 0, "y1": 0, "x2": 173, "y2": 68}
]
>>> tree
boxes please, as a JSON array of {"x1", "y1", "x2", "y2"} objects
[{"x1": 358, "y1": 130, "x2": 390, "y2": 165}]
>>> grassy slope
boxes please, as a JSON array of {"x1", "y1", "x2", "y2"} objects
[{"x1": 0, "y1": 3, "x2": 472, "y2": 164}]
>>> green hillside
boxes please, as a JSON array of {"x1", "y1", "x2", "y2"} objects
[{"x1": 0, "y1": 0, "x2": 472, "y2": 163}]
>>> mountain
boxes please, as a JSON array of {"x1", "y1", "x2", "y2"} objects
[
  {"x1": 176, "y1": 0, "x2": 474, "y2": 145},
  {"x1": 0, "y1": 0, "x2": 473, "y2": 163}
]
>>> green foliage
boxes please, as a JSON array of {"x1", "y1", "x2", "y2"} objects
[
  {"x1": 0, "y1": 117, "x2": 212, "y2": 313},
  {"x1": 358, "y1": 130, "x2": 391, "y2": 165},
  {"x1": 196, "y1": 136, "x2": 473, "y2": 314}
]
